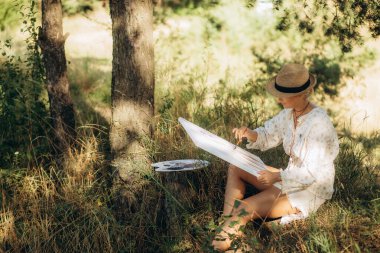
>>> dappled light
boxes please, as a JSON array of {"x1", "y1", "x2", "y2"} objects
[{"x1": 0, "y1": 0, "x2": 379, "y2": 252}]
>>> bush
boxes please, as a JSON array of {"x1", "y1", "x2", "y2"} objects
[
  {"x1": 0, "y1": 0, "x2": 27, "y2": 31},
  {"x1": 0, "y1": 0, "x2": 50, "y2": 168}
]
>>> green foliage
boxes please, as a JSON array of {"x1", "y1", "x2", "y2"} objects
[
  {"x1": 67, "y1": 57, "x2": 111, "y2": 125},
  {"x1": 62, "y1": 0, "x2": 97, "y2": 16},
  {"x1": 0, "y1": 0, "x2": 49, "y2": 168},
  {"x1": 159, "y1": 0, "x2": 220, "y2": 10},
  {"x1": 0, "y1": 0, "x2": 379, "y2": 252},
  {"x1": 274, "y1": 0, "x2": 380, "y2": 52},
  {"x1": 157, "y1": 92, "x2": 175, "y2": 133},
  {"x1": 334, "y1": 134, "x2": 378, "y2": 202},
  {"x1": 155, "y1": 0, "x2": 376, "y2": 103},
  {"x1": 0, "y1": 0, "x2": 27, "y2": 31}
]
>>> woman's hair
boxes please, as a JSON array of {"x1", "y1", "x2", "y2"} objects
[{"x1": 305, "y1": 88, "x2": 314, "y2": 98}]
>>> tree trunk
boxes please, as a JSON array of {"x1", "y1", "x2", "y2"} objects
[
  {"x1": 109, "y1": 0, "x2": 154, "y2": 203},
  {"x1": 39, "y1": 0, "x2": 76, "y2": 156}
]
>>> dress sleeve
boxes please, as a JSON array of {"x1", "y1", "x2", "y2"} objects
[
  {"x1": 246, "y1": 110, "x2": 286, "y2": 151},
  {"x1": 281, "y1": 116, "x2": 339, "y2": 193}
]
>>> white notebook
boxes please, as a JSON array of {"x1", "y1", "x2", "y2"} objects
[{"x1": 179, "y1": 117, "x2": 281, "y2": 189}]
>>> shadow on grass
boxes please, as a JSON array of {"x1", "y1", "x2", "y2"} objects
[
  {"x1": 67, "y1": 56, "x2": 112, "y2": 157},
  {"x1": 67, "y1": 57, "x2": 111, "y2": 124}
]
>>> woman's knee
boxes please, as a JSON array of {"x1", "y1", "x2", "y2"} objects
[
  {"x1": 230, "y1": 200, "x2": 254, "y2": 220},
  {"x1": 228, "y1": 164, "x2": 244, "y2": 178}
]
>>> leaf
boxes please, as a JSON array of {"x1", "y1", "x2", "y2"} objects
[
  {"x1": 238, "y1": 208, "x2": 250, "y2": 218},
  {"x1": 228, "y1": 220, "x2": 239, "y2": 228},
  {"x1": 233, "y1": 200, "x2": 241, "y2": 209}
]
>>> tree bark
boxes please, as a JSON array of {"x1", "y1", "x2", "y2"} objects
[
  {"x1": 109, "y1": 0, "x2": 154, "y2": 203},
  {"x1": 39, "y1": 0, "x2": 76, "y2": 155}
]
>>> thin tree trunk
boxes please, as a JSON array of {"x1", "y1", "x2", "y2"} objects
[
  {"x1": 39, "y1": 0, "x2": 76, "y2": 156},
  {"x1": 109, "y1": 0, "x2": 154, "y2": 203}
]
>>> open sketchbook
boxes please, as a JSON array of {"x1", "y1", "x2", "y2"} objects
[{"x1": 179, "y1": 117, "x2": 281, "y2": 189}]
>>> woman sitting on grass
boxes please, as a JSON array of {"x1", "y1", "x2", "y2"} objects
[{"x1": 212, "y1": 63, "x2": 340, "y2": 252}]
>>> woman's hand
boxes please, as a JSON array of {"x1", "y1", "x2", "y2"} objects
[
  {"x1": 232, "y1": 127, "x2": 249, "y2": 144},
  {"x1": 265, "y1": 165, "x2": 280, "y2": 173},
  {"x1": 257, "y1": 170, "x2": 281, "y2": 186}
]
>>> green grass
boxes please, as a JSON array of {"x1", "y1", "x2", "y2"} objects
[
  {"x1": 1, "y1": 0, "x2": 379, "y2": 252},
  {"x1": 1, "y1": 80, "x2": 378, "y2": 252}
]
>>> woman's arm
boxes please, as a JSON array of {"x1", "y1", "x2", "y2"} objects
[{"x1": 245, "y1": 109, "x2": 287, "y2": 151}]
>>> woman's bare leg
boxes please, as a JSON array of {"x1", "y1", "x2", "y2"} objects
[
  {"x1": 213, "y1": 186, "x2": 299, "y2": 251},
  {"x1": 214, "y1": 164, "x2": 273, "y2": 251},
  {"x1": 223, "y1": 165, "x2": 269, "y2": 215}
]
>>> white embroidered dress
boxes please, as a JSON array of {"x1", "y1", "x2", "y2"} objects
[{"x1": 246, "y1": 107, "x2": 339, "y2": 223}]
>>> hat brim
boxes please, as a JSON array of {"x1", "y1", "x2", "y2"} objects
[{"x1": 266, "y1": 74, "x2": 317, "y2": 98}]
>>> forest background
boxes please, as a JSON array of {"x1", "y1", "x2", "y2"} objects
[{"x1": 0, "y1": 0, "x2": 379, "y2": 252}]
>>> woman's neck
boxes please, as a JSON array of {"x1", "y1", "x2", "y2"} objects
[
  {"x1": 293, "y1": 101, "x2": 315, "y2": 121},
  {"x1": 294, "y1": 100, "x2": 310, "y2": 113}
]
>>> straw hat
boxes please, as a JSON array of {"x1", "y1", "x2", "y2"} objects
[{"x1": 266, "y1": 63, "x2": 316, "y2": 98}]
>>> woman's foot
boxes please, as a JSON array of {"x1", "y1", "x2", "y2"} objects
[
  {"x1": 212, "y1": 237, "x2": 231, "y2": 252},
  {"x1": 212, "y1": 230, "x2": 233, "y2": 252},
  {"x1": 212, "y1": 218, "x2": 243, "y2": 252}
]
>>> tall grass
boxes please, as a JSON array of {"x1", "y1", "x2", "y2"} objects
[
  {"x1": 2, "y1": 82, "x2": 378, "y2": 252},
  {"x1": 1, "y1": 0, "x2": 379, "y2": 252},
  {"x1": 1, "y1": 129, "x2": 119, "y2": 252}
]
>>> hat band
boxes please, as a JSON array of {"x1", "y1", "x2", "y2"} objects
[{"x1": 275, "y1": 78, "x2": 310, "y2": 93}]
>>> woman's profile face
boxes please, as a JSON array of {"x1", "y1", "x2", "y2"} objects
[{"x1": 276, "y1": 93, "x2": 305, "y2": 109}]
